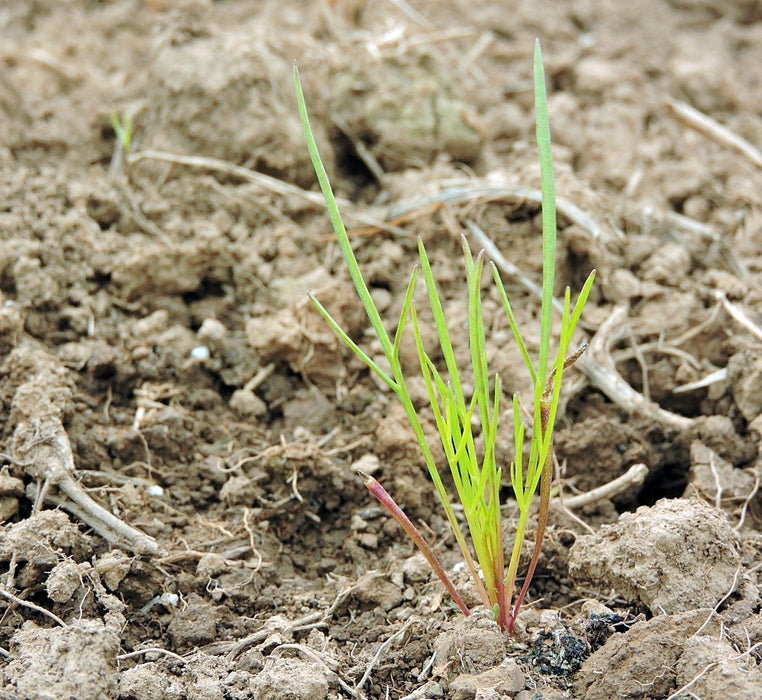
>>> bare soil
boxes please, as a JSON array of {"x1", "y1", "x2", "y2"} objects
[{"x1": 2, "y1": 1, "x2": 762, "y2": 698}]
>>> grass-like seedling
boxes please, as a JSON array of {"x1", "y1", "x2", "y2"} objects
[
  {"x1": 109, "y1": 111, "x2": 134, "y2": 177},
  {"x1": 110, "y1": 111, "x2": 133, "y2": 154},
  {"x1": 294, "y1": 40, "x2": 595, "y2": 634}
]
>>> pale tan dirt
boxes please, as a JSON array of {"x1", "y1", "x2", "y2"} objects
[{"x1": 2, "y1": 1, "x2": 762, "y2": 698}]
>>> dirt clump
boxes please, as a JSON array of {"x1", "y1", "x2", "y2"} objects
[
  {"x1": 575, "y1": 610, "x2": 762, "y2": 699},
  {"x1": 3, "y1": 619, "x2": 121, "y2": 699},
  {"x1": 569, "y1": 498, "x2": 741, "y2": 614}
]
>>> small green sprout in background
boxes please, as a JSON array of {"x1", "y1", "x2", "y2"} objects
[
  {"x1": 294, "y1": 39, "x2": 595, "y2": 634},
  {"x1": 110, "y1": 111, "x2": 133, "y2": 153},
  {"x1": 109, "y1": 111, "x2": 133, "y2": 176}
]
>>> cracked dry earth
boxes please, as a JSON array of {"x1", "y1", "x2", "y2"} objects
[{"x1": 2, "y1": 0, "x2": 762, "y2": 698}]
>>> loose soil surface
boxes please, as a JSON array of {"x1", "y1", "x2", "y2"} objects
[{"x1": 2, "y1": 1, "x2": 762, "y2": 698}]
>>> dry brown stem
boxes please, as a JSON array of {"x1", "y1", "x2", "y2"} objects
[
  {"x1": 561, "y1": 463, "x2": 649, "y2": 509},
  {"x1": 0, "y1": 586, "x2": 69, "y2": 628},
  {"x1": 127, "y1": 149, "x2": 407, "y2": 236},
  {"x1": 13, "y1": 416, "x2": 159, "y2": 556},
  {"x1": 393, "y1": 179, "x2": 623, "y2": 244},
  {"x1": 576, "y1": 306, "x2": 694, "y2": 431},
  {"x1": 667, "y1": 98, "x2": 762, "y2": 169}
]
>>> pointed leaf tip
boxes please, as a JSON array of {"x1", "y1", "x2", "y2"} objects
[{"x1": 357, "y1": 469, "x2": 373, "y2": 486}]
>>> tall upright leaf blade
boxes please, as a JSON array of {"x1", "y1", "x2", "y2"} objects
[{"x1": 534, "y1": 38, "x2": 556, "y2": 394}]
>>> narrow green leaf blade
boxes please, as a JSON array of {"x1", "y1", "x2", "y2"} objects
[{"x1": 534, "y1": 38, "x2": 556, "y2": 392}]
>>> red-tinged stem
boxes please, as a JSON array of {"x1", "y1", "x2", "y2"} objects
[
  {"x1": 507, "y1": 346, "x2": 588, "y2": 634},
  {"x1": 493, "y1": 514, "x2": 510, "y2": 630},
  {"x1": 359, "y1": 470, "x2": 471, "y2": 618},
  {"x1": 507, "y1": 400, "x2": 552, "y2": 635}
]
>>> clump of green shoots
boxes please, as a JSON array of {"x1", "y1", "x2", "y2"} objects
[{"x1": 294, "y1": 40, "x2": 595, "y2": 634}]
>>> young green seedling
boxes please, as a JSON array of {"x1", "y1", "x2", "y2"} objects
[
  {"x1": 109, "y1": 111, "x2": 133, "y2": 177},
  {"x1": 110, "y1": 111, "x2": 133, "y2": 154},
  {"x1": 294, "y1": 40, "x2": 595, "y2": 633}
]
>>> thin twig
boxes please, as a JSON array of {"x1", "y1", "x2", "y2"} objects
[
  {"x1": 661, "y1": 209, "x2": 721, "y2": 243},
  {"x1": 399, "y1": 683, "x2": 441, "y2": 700},
  {"x1": 116, "y1": 647, "x2": 188, "y2": 664},
  {"x1": 692, "y1": 567, "x2": 742, "y2": 639},
  {"x1": 673, "y1": 368, "x2": 728, "y2": 394},
  {"x1": 127, "y1": 149, "x2": 407, "y2": 236},
  {"x1": 557, "y1": 463, "x2": 649, "y2": 514},
  {"x1": 392, "y1": 181, "x2": 623, "y2": 244},
  {"x1": 0, "y1": 587, "x2": 69, "y2": 628},
  {"x1": 417, "y1": 651, "x2": 436, "y2": 682},
  {"x1": 664, "y1": 641, "x2": 762, "y2": 700},
  {"x1": 576, "y1": 306, "x2": 694, "y2": 431},
  {"x1": 614, "y1": 341, "x2": 702, "y2": 371},
  {"x1": 553, "y1": 457, "x2": 595, "y2": 534},
  {"x1": 44, "y1": 491, "x2": 159, "y2": 556},
  {"x1": 14, "y1": 417, "x2": 160, "y2": 556},
  {"x1": 356, "y1": 617, "x2": 417, "y2": 692},
  {"x1": 0, "y1": 452, "x2": 33, "y2": 467},
  {"x1": 669, "y1": 299, "x2": 724, "y2": 347},
  {"x1": 242, "y1": 509, "x2": 263, "y2": 572},
  {"x1": 342, "y1": 202, "x2": 441, "y2": 240},
  {"x1": 458, "y1": 30, "x2": 494, "y2": 80},
  {"x1": 271, "y1": 643, "x2": 341, "y2": 670},
  {"x1": 271, "y1": 643, "x2": 360, "y2": 699},
  {"x1": 112, "y1": 179, "x2": 174, "y2": 243},
  {"x1": 221, "y1": 583, "x2": 353, "y2": 660},
  {"x1": 629, "y1": 333, "x2": 651, "y2": 402},
  {"x1": 331, "y1": 113, "x2": 386, "y2": 185},
  {"x1": 463, "y1": 222, "x2": 697, "y2": 433},
  {"x1": 398, "y1": 27, "x2": 477, "y2": 52},
  {"x1": 387, "y1": 0, "x2": 433, "y2": 26},
  {"x1": 465, "y1": 219, "x2": 562, "y2": 314},
  {"x1": 734, "y1": 473, "x2": 760, "y2": 532},
  {"x1": 709, "y1": 453, "x2": 723, "y2": 511},
  {"x1": 242, "y1": 363, "x2": 276, "y2": 393},
  {"x1": 716, "y1": 291, "x2": 762, "y2": 342},
  {"x1": 667, "y1": 99, "x2": 762, "y2": 169}
]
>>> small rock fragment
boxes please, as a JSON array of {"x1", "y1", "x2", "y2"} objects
[
  {"x1": 401, "y1": 553, "x2": 430, "y2": 583},
  {"x1": 219, "y1": 475, "x2": 259, "y2": 505},
  {"x1": 433, "y1": 611, "x2": 505, "y2": 677},
  {"x1": 0, "y1": 467, "x2": 24, "y2": 521},
  {"x1": 46, "y1": 560, "x2": 82, "y2": 603},
  {"x1": 685, "y1": 441, "x2": 756, "y2": 508},
  {"x1": 230, "y1": 388, "x2": 267, "y2": 418},
  {"x1": 250, "y1": 657, "x2": 330, "y2": 700},
  {"x1": 197, "y1": 317, "x2": 227, "y2": 348},
  {"x1": 93, "y1": 550, "x2": 132, "y2": 591},
  {"x1": 349, "y1": 571, "x2": 404, "y2": 613},
  {"x1": 166, "y1": 593, "x2": 220, "y2": 648},
  {"x1": 731, "y1": 354, "x2": 762, "y2": 421},
  {"x1": 676, "y1": 635, "x2": 762, "y2": 697},
  {"x1": 0, "y1": 511, "x2": 92, "y2": 588},
  {"x1": 196, "y1": 552, "x2": 229, "y2": 579},
  {"x1": 575, "y1": 610, "x2": 721, "y2": 700},
  {"x1": 351, "y1": 453, "x2": 381, "y2": 476},
  {"x1": 449, "y1": 659, "x2": 525, "y2": 700}
]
